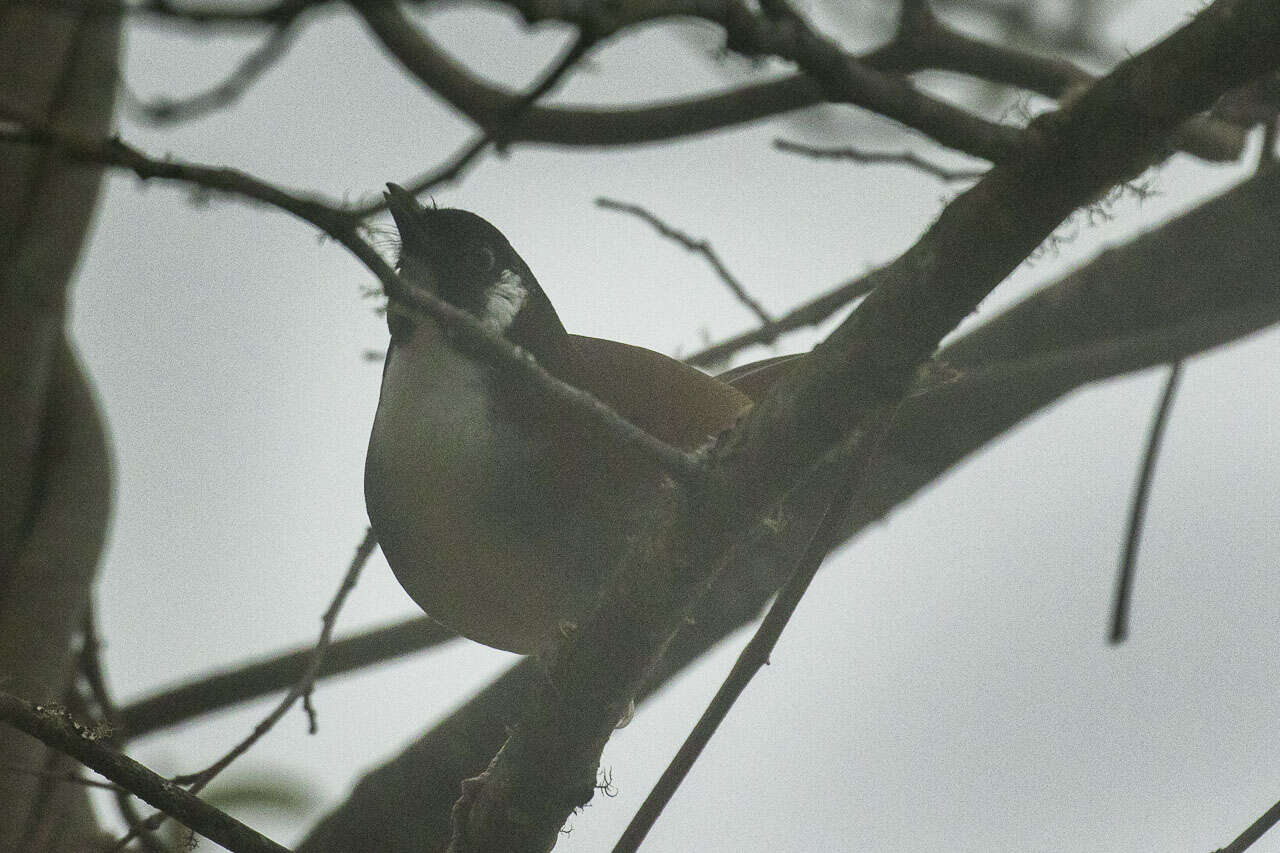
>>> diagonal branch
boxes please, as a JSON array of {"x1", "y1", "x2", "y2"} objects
[
  {"x1": 446, "y1": 0, "x2": 1280, "y2": 848},
  {"x1": 0, "y1": 692, "x2": 289, "y2": 853},
  {"x1": 298, "y1": 163, "x2": 1280, "y2": 853},
  {"x1": 596, "y1": 198, "x2": 774, "y2": 327},
  {"x1": 0, "y1": 116, "x2": 704, "y2": 484}
]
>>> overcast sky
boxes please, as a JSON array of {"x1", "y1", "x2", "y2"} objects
[{"x1": 69, "y1": 1, "x2": 1280, "y2": 850}]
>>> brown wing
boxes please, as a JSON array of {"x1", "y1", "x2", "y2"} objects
[{"x1": 565, "y1": 335, "x2": 753, "y2": 451}]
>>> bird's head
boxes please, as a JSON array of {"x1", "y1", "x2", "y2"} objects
[{"x1": 383, "y1": 183, "x2": 542, "y2": 336}]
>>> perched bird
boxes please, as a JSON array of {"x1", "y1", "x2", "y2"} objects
[{"x1": 365, "y1": 184, "x2": 793, "y2": 654}]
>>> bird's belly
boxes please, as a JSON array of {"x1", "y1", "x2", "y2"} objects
[{"x1": 365, "y1": 337, "x2": 608, "y2": 653}]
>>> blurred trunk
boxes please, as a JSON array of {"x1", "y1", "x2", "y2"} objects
[{"x1": 0, "y1": 1, "x2": 120, "y2": 849}]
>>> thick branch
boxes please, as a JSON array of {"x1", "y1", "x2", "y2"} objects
[
  {"x1": 356, "y1": 0, "x2": 1020, "y2": 161},
  {"x1": 300, "y1": 159, "x2": 1280, "y2": 853},
  {"x1": 448, "y1": 1, "x2": 1280, "y2": 848}
]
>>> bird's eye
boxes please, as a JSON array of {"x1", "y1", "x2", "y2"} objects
[{"x1": 468, "y1": 244, "x2": 497, "y2": 272}]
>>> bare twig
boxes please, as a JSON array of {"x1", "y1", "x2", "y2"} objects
[
  {"x1": 1108, "y1": 361, "x2": 1182, "y2": 644},
  {"x1": 613, "y1": 432, "x2": 879, "y2": 852},
  {"x1": 685, "y1": 272, "x2": 876, "y2": 367},
  {"x1": 122, "y1": 24, "x2": 298, "y2": 125},
  {"x1": 79, "y1": 609, "x2": 171, "y2": 852},
  {"x1": 0, "y1": 693, "x2": 290, "y2": 853},
  {"x1": 191, "y1": 525, "x2": 368, "y2": 757},
  {"x1": 109, "y1": 529, "x2": 374, "y2": 849},
  {"x1": 774, "y1": 138, "x2": 986, "y2": 182},
  {"x1": 596, "y1": 198, "x2": 774, "y2": 327},
  {"x1": 353, "y1": 28, "x2": 598, "y2": 216}
]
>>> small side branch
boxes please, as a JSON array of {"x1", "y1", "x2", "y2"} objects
[
  {"x1": 353, "y1": 28, "x2": 598, "y2": 215},
  {"x1": 124, "y1": 24, "x2": 298, "y2": 125},
  {"x1": 596, "y1": 198, "x2": 773, "y2": 327},
  {"x1": 774, "y1": 138, "x2": 986, "y2": 182},
  {"x1": 110, "y1": 529, "x2": 375, "y2": 848},
  {"x1": 685, "y1": 272, "x2": 877, "y2": 367},
  {"x1": 613, "y1": 436, "x2": 871, "y2": 853}
]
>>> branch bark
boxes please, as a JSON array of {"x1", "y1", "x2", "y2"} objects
[
  {"x1": 444, "y1": 1, "x2": 1280, "y2": 849},
  {"x1": 300, "y1": 158, "x2": 1280, "y2": 853}
]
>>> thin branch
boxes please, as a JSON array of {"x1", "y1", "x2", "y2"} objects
[
  {"x1": 79, "y1": 609, "x2": 171, "y2": 853},
  {"x1": 685, "y1": 272, "x2": 876, "y2": 367},
  {"x1": 108, "y1": 529, "x2": 373, "y2": 849},
  {"x1": 0, "y1": 116, "x2": 704, "y2": 484},
  {"x1": 613, "y1": 434, "x2": 875, "y2": 852},
  {"x1": 1108, "y1": 361, "x2": 1182, "y2": 644},
  {"x1": 1214, "y1": 796, "x2": 1280, "y2": 853},
  {"x1": 118, "y1": 616, "x2": 454, "y2": 737},
  {"x1": 185, "y1": 526, "x2": 370, "y2": 771},
  {"x1": 774, "y1": 137, "x2": 986, "y2": 182},
  {"x1": 122, "y1": 24, "x2": 298, "y2": 125},
  {"x1": 0, "y1": 693, "x2": 289, "y2": 853},
  {"x1": 596, "y1": 198, "x2": 774, "y2": 327},
  {"x1": 352, "y1": 28, "x2": 598, "y2": 217}
]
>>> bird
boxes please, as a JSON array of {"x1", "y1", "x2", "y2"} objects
[{"x1": 365, "y1": 184, "x2": 797, "y2": 654}]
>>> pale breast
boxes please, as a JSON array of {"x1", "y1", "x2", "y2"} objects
[{"x1": 364, "y1": 317, "x2": 601, "y2": 652}]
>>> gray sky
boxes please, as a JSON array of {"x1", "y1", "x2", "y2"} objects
[{"x1": 69, "y1": 1, "x2": 1280, "y2": 849}]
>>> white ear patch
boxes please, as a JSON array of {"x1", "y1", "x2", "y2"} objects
[{"x1": 482, "y1": 268, "x2": 528, "y2": 332}]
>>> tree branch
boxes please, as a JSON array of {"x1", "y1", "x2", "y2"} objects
[
  {"x1": 0, "y1": 116, "x2": 705, "y2": 485},
  {"x1": 445, "y1": 0, "x2": 1280, "y2": 847},
  {"x1": 357, "y1": 0, "x2": 1021, "y2": 162},
  {"x1": 596, "y1": 198, "x2": 773, "y2": 327},
  {"x1": 0, "y1": 692, "x2": 290, "y2": 853},
  {"x1": 117, "y1": 616, "x2": 454, "y2": 737},
  {"x1": 773, "y1": 137, "x2": 986, "y2": 181},
  {"x1": 299, "y1": 159, "x2": 1280, "y2": 853},
  {"x1": 122, "y1": 24, "x2": 299, "y2": 125}
]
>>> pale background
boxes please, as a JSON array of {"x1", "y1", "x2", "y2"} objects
[{"x1": 71, "y1": 0, "x2": 1280, "y2": 849}]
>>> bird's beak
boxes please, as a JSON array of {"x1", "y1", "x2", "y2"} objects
[
  {"x1": 384, "y1": 183, "x2": 430, "y2": 249},
  {"x1": 384, "y1": 182, "x2": 446, "y2": 293}
]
